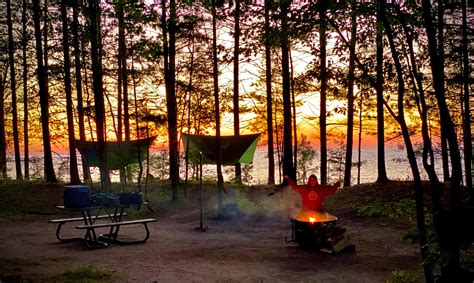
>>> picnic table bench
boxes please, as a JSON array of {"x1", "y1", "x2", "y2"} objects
[
  {"x1": 50, "y1": 204, "x2": 156, "y2": 249},
  {"x1": 49, "y1": 213, "x2": 127, "y2": 242},
  {"x1": 76, "y1": 218, "x2": 157, "y2": 247}
]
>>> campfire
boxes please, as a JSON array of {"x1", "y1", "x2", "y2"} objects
[
  {"x1": 288, "y1": 210, "x2": 354, "y2": 253},
  {"x1": 296, "y1": 211, "x2": 337, "y2": 224}
]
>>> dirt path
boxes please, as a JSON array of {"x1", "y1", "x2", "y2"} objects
[{"x1": 0, "y1": 202, "x2": 421, "y2": 282}]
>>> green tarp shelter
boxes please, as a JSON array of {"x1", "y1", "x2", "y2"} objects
[
  {"x1": 75, "y1": 136, "x2": 157, "y2": 170},
  {"x1": 182, "y1": 133, "x2": 261, "y2": 165}
]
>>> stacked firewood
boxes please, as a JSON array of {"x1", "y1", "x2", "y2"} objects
[{"x1": 316, "y1": 225, "x2": 355, "y2": 254}]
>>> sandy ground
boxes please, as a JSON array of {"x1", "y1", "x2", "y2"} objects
[{"x1": 0, "y1": 187, "x2": 422, "y2": 282}]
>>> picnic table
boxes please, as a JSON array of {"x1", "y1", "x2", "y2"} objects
[{"x1": 49, "y1": 203, "x2": 156, "y2": 249}]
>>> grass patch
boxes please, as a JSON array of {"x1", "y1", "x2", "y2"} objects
[
  {"x1": 0, "y1": 180, "x2": 64, "y2": 221},
  {"x1": 62, "y1": 265, "x2": 113, "y2": 282},
  {"x1": 386, "y1": 270, "x2": 421, "y2": 283}
]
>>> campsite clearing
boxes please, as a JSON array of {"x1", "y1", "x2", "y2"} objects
[{"x1": 0, "y1": 181, "x2": 425, "y2": 282}]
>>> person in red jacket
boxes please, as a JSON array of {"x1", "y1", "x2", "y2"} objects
[{"x1": 283, "y1": 175, "x2": 341, "y2": 212}]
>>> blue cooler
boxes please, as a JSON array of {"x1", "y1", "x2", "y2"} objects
[{"x1": 64, "y1": 185, "x2": 90, "y2": 208}]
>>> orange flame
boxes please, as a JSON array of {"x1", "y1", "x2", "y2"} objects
[{"x1": 296, "y1": 211, "x2": 337, "y2": 223}]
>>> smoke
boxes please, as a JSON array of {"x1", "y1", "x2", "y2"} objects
[
  {"x1": 224, "y1": 185, "x2": 302, "y2": 220},
  {"x1": 261, "y1": 186, "x2": 302, "y2": 219}
]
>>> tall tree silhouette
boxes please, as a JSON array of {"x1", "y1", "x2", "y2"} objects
[
  {"x1": 7, "y1": 0, "x2": 23, "y2": 180},
  {"x1": 233, "y1": 0, "x2": 242, "y2": 183},
  {"x1": 280, "y1": 0, "x2": 295, "y2": 180},
  {"x1": 264, "y1": 0, "x2": 275, "y2": 184},
  {"x1": 162, "y1": 0, "x2": 179, "y2": 200},
  {"x1": 61, "y1": 0, "x2": 81, "y2": 184},
  {"x1": 88, "y1": 0, "x2": 110, "y2": 190},
  {"x1": 118, "y1": 1, "x2": 130, "y2": 144},
  {"x1": 344, "y1": 0, "x2": 357, "y2": 187},
  {"x1": 116, "y1": 0, "x2": 125, "y2": 183},
  {"x1": 461, "y1": 0, "x2": 472, "y2": 197},
  {"x1": 32, "y1": 0, "x2": 57, "y2": 182},
  {"x1": 375, "y1": 0, "x2": 388, "y2": 183},
  {"x1": 319, "y1": 0, "x2": 328, "y2": 185},
  {"x1": 206, "y1": 0, "x2": 225, "y2": 210},
  {"x1": 0, "y1": 63, "x2": 7, "y2": 180},
  {"x1": 437, "y1": 0, "x2": 450, "y2": 182},
  {"x1": 72, "y1": 0, "x2": 91, "y2": 182},
  {"x1": 381, "y1": 7, "x2": 432, "y2": 280},
  {"x1": 22, "y1": 0, "x2": 29, "y2": 180},
  {"x1": 421, "y1": 0, "x2": 464, "y2": 279}
]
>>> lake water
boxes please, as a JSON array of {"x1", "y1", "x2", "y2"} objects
[{"x1": 2, "y1": 147, "x2": 454, "y2": 186}]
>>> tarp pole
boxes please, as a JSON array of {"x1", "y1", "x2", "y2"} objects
[
  {"x1": 199, "y1": 152, "x2": 203, "y2": 229},
  {"x1": 195, "y1": 151, "x2": 206, "y2": 231}
]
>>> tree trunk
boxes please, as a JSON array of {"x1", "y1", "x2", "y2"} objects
[
  {"x1": 117, "y1": 49, "x2": 124, "y2": 182},
  {"x1": 290, "y1": 47, "x2": 298, "y2": 177},
  {"x1": 423, "y1": 0, "x2": 463, "y2": 209},
  {"x1": 22, "y1": 0, "x2": 29, "y2": 180},
  {"x1": 61, "y1": 0, "x2": 81, "y2": 184},
  {"x1": 275, "y1": 104, "x2": 282, "y2": 182},
  {"x1": 0, "y1": 67, "x2": 7, "y2": 180},
  {"x1": 382, "y1": 11, "x2": 433, "y2": 281},
  {"x1": 168, "y1": 0, "x2": 179, "y2": 199},
  {"x1": 43, "y1": 0, "x2": 48, "y2": 96},
  {"x1": 264, "y1": 0, "x2": 275, "y2": 185},
  {"x1": 399, "y1": 1, "x2": 442, "y2": 214},
  {"x1": 211, "y1": 1, "x2": 224, "y2": 211},
  {"x1": 344, "y1": 0, "x2": 357, "y2": 188},
  {"x1": 461, "y1": 0, "x2": 472, "y2": 197},
  {"x1": 421, "y1": 0, "x2": 463, "y2": 279},
  {"x1": 319, "y1": 0, "x2": 328, "y2": 185},
  {"x1": 116, "y1": 0, "x2": 126, "y2": 183},
  {"x1": 437, "y1": 0, "x2": 450, "y2": 184},
  {"x1": 357, "y1": 91, "x2": 363, "y2": 185},
  {"x1": 88, "y1": 0, "x2": 110, "y2": 190},
  {"x1": 72, "y1": 0, "x2": 91, "y2": 182},
  {"x1": 441, "y1": 132, "x2": 450, "y2": 181},
  {"x1": 375, "y1": 0, "x2": 388, "y2": 183},
  {"x1": 7, "y1": 0, "x2": 23, "y2": 180},
  {"x1": 280, "y1": 0, "x2": 294, "y2": 180},
  {"x1": 32, "y1": 0, "x2": 57, "y2": 183},
  {"x1": 119, "y1": 2, "x2": 130, "y2": 144},
  {"x1": 233, "y1": 0, "x2": 242, "y2": 183},
  {"x1": 161, "y1": 0, "x2": 179, "y2": 200},
  {"x1": 118, "y1": 2, "x2": 130, "y2": 187},
  {"x1": 184, "y1": 21, "x2": 196, "y2": 196},
  {"x1": 131, "y1": 53, "x2": 144, "y2": 192}
]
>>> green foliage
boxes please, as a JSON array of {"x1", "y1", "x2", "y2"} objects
[
  {"x1": 357, "y1": 198, "x2": 418, "y2": 219},
  {"x1": 241, "y1": 164, "x2": 253, "y2": 185},
  {"x1": 328, "y1": 134, "x2": 346, "y2": 183},
  {"x1": 296, "y1": 134, "x2": 318, "y2": 183},
  {"x1": 148, "y1": 152, "x2": 170, "y2": 181},
  {"x1": 460, "y1": 249, "x2": 474, "y2": 274},
  {"x1": 386, "y1": 270, "x2": 421, "y2": 283},
  {"x1": 226, "y1": 164, "x2": 254, "y2": 185},
  {"x1": 357, "y1": 197, "x2": 474, "y2": 279},
  {"x1": 62, "y1": 265, "x2": 113, "y2": 282}
]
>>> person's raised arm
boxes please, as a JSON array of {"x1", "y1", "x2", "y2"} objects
[
  {"x1": 321, "y1": 180, "x2": 341, "y2": 196},
  {"x1": 283, "y1": 175, "x2": 298, "y2": 191}
]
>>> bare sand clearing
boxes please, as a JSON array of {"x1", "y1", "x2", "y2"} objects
[{"x1": 0, "y1": 185, "x2": 422, "y2": 282}]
